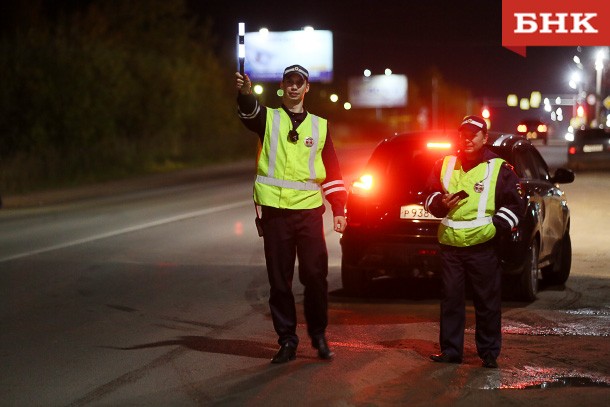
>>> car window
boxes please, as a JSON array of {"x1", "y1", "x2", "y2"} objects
[
  {"x1": 529, "y1": 148, "x2": 550, "y2": 181},
  {"x1": 512, "y1": 145, "x2": 536, "y2": 180},
  {"x1": 366, "y1": 139, "x2": 451, "y2": 192},
  {"x1": 576, "y1": 128, "x2": 610, "y2": 142}
]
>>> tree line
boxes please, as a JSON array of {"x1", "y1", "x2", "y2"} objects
[{"x1": 0, "y1": 0, "x2": 251, "y2": 194}]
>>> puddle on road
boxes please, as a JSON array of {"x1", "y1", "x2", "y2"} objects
[
  {"x1": 474, "y1": 366, "x2": 610, "y2": 390},
  {"x1": 499, "y1": 307, "x2": 610, "y2": 337},
  {"x1": 522, "y1": 376, "x2": 610, "y2": 389}
]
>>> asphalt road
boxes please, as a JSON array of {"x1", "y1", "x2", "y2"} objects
[{"x1": 0, "y1": 144, "x2": 609, "y2": 406}]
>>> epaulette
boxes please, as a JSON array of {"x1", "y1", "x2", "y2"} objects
[{"x1": 502, "y1": 162, "x2": 515, "y2": 172}]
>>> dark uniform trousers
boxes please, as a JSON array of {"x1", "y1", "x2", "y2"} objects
[
  {"x1": 261, "y1": 205, "x2": 329, "y2": 348},
  {"x1": 439, "y1": 241, "x2": 502, "y2": 360}
]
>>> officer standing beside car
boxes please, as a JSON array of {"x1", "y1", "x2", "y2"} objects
[
  {"x1": 235, "y1": 65, "x2": 347, "y2": 363},
  {"x1": 424, "y1": 115, "x2": 526, "y2": 368}
]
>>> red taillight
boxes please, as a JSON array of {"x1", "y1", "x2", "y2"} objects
[
  {"x1": 537, "y1": 124, "x2": 547, "y2": 132},
  {"x1": 426, "y1": 142, "x2": 452, "y2": 149},
  {"x1": 568, "y1": 146, "x2": 577, "y2": 155},
  {"x1": 352, "y1": 174, "x2": 374, "y2": 194},
  {"x1": 417, "y1": 249, "x2": 438, "y2": 256}
]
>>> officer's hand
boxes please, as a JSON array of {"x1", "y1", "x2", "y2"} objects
[
  {"x1": 442, "y1": 193, "x2": 462, "y2": 209},
  {"x1": 236, "y1": 72, "x2": 252, "y2": 95},
  {"x1": 333, "y1": 216, "x2": 347, "y2": 233}
]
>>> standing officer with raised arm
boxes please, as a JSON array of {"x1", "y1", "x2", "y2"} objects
[
  {"x1": 425, "y1": 115, "x2": 525, "y2": 368},
  {"x1": 235, "y1": 65, "x2": 347, "y2": 363}
]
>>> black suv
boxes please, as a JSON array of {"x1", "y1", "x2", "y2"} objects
[
  {"x1": 340, "y1": 131, "x2": 575, "y2": 300},
  {"x1": 567, "y1": 127, "x2": 610, "y2": 170}
]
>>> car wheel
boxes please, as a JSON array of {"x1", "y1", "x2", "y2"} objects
[
  {"x1": 543, "y1": 232, "x2": 572, "y2": 286},
  {"x1": 516, "y1": 239, "x2": 540, "y2": 301},
  {"x1": 341, "y1": 258, "x2": 369, "y2": 296}
]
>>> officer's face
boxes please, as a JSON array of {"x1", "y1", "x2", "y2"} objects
[
  {"x1": 281, "y1": 73, "x2": 309, "y2": 102},
  {"x1": 459, "y1": 129, "x2": 487, "y2": 154}
]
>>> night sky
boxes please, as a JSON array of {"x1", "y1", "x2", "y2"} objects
[{"x1": 196, "y1": 0, "x2": 585, "y2": 99}]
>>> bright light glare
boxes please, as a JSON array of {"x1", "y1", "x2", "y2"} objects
[
  {"x1": 507, "y1": 94, "x2": 518, "y2": 107},
  {"x1": 330, "y1": 94, "x2": 339, "y2": 103},
  {"x1": 304, "y1": 26, "x2": 314, "y2": 32},
  {"x1": 427, "y1": 142, "x2": 452, "y2": 149},
  {"x1": 344, "y1": 102, "x2": 352, "y2": 110},
  {"x1": 253, "y1": 84, "x2": 263, "y2": 95},
  {"x1": 363, "y1": 69, "x2": 371, "y2": 77},
  {"x1": 259, "y1": 28, "x2": 269, "y2": 35},
  {"x1": 565, "y1": 132, "x2": 574, "y2": 142},
  {"x1": 595, "y1": 49, "x2": 607, "y2": 71},
  {"x1": 238, "y1": 23, "x2": 245, "y2": 36},
  {"x1": 353, "y1": 174, "x2": 373, "y2": 191},
  {"x1": 385, "y1": 68, "x2": 392, "y2": 75},
  {"x1": 530, "y1": 91, "x2": 541, "y2": 108},
  {"x1": 520, "y1": 98, "x2": 530, "y2": 110}
]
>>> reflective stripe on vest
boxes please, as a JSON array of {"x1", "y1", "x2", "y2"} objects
[
  {"x1": 254, "y1": 108, "x2": 327, "y2": 209},
  {"x1": 438, "y1": 156, "x2": 503, "y2": 247},
  {"x1": 441, "y1": 216, "x2": 493, "y2": 229},
  {"x1": 263, "y1": 110, "x2": 320, "y2": 182},
  {"x1": 255, "y1": 175, "x2": 320, "y2": 191}
]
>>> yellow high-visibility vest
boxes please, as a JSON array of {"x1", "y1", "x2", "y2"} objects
[
  {"x1": 254, "y1": 108, "x2": 327, "y2": 209},
  {"x1": 437, "y1": 155, "x2": 504, "y2": 247}
]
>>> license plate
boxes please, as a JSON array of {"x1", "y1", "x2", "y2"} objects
[
  {"x1": 583, "y1": 144, "x2": 603, "y2": 153},
  {"x1": 400, "y1": 205, "x2": 440, "y2": 220}
]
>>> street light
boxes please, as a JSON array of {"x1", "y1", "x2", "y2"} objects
[{"x1": 594, "y1": 48, "x2": 608, "y2": 125}]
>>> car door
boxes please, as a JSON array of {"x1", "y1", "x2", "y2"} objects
[
  {"x1": 513, "y1": 144, "x2": 564, "y2": 263},
  {"x1": 511, "y1": 143, "x2": 544, "y2": 248},
  {"x1": 527, "y1": 147, "x2": 566, "y2": 263}
]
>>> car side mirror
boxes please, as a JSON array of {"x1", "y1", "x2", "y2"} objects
[{"x1": 550, "y1": 168, "x2": 575, "y2": 184}]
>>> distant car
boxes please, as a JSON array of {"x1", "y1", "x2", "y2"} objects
[
  {"x1": 567, "y1": 128, "x2": 610, "y2": 170},
  {"x1": 340, "y1": 131, "x2": 575, "y2": 301},
  {"x1": 517, "y1": 119, "x2": 548, "y2": 144}
]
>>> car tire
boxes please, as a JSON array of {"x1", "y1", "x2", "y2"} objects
[
  {"x1": 542, "y1": 231, "x2": 572, "y2": 286},
  {"x1": 516, "y1": 239, "x2": 540, "y2": 301},
  {"x1": 341, "y1": 258, "x2": 369, "y2": 296}
]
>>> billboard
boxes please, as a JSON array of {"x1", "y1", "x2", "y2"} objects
[
  {"x1": 348, "y1": 75, "x2": 408, "y2": 108},
  {"x1": 242, "y1": 30, "x2": 333, "y2": 83}
]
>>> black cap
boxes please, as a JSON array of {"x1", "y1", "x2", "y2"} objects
[
  {"x1": 282, "y1": 64, "x2": 309, "y2": 81},
  {"x1": 459, "y1": 115, "x2": 488, "y2": 134}
]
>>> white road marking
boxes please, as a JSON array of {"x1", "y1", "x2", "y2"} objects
[{"x1": 0, "y1": 200, "x2": 252, "y2": 263}]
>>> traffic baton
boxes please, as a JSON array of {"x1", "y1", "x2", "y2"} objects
[{"x1": 238, "y1": 22, "x2": 245, "y2": 76}]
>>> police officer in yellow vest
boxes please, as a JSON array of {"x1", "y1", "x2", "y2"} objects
[
  {"x1": 425, "y1": 115, "x2": 525, "y2": 368},
  {"x1": 236, "y1": 65, "x2": 347, "y2": 363}
]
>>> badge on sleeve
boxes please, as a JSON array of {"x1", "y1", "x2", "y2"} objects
[{"x1": 516, "y1": 182, "x2": 524, "y2": 197}]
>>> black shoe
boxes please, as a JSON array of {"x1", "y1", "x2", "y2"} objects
[
  {"x1": 482, "y1": 355, "x2": 498, "y2": 368},
  {"x1": 271, "y1": 344, "x2": 297, "y2": 364},
  {"x1": 312, "y1": 337, "x2": 335, "y2": 360},
  {"x1": 430, "y1": 353, "x2": 462, "y2": 364}
]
